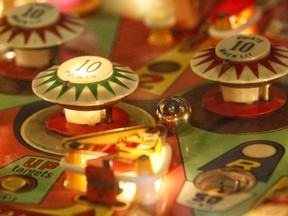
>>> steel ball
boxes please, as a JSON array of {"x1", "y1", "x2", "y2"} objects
[{"x1": 156, "y1": 96, "x2": 192, "y2": 133}]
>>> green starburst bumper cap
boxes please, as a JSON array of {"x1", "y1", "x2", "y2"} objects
[{"x1": 32, "y1": 56, "x2": 139, "y2": 110}]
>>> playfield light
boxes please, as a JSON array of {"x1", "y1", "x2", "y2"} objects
[
  {"x1": 209, "y1": 0, "x2": 261, "y2": 38},
  {"x1": 60, "y1": 125, "x2": 172, "y2": 205}
]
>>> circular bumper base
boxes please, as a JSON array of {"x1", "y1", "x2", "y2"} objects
[
  {"x1": 46, "y1": 107, "x2": 130, "y2": 136},
  {"x1": 203, "y1": 87, "x2": 287, "y2": 117},
  {"x1": 0, "y1": 58, "x2": 39, "y2": 80}
]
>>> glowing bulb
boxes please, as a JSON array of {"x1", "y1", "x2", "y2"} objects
[
  {"x1": 4, "y1": 51, "x2": 15, "y2": 60},
  {"x1": 117, "y1": 178, "x2": 163, "y2": 202},
  {"x1": 0, "y1": 2, "x2": 3, "y2": 17},
  {"x1": 64, "y1": 108, "x2": 104, "y2": 125}
]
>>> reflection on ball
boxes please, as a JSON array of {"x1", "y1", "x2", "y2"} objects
[{"x1": 156, "y1": 96, "x2": 192, "y2": 133}]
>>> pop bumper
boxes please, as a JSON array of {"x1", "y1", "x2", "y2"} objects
[
  {"x1": 32, "y1": 55, "x2": 139, "y2": 136},
  {"x1": 0, "y1": 3, "x2": 83, "y2": 69},
  {"x1": 191, "y1": 34, "x2": 288, "y2": 117}
]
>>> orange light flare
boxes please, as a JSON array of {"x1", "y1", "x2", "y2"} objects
[
  {"x1": 0, "y1": 0, "x2": 16, "y2": 17},
  {"x1": 0, "y1": 2, "x2": 3, "y2": 17},
  {"x1": 229, "y1": 5, "x2": 259, "y2": 34},
  {"x1": 79, "y1": 0, "x2": 198, "y2": 30},
  {"x1": 64, "y1": 151, "x2": 89, "y2": 192},
  {"x1": 98, "y1": 0, "x2": 154, "y2": 20},
  {"x1": 209, "y1": 0, "x2": 261, "y2": 38}
]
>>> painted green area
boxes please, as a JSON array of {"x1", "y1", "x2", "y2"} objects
[
  {"x1": 0, "y1": 156, "x2": 62, "y2": 204},
  {"x1": 0, "y1": 94, "x2": 40, "y2": 111},
  {"x1": 177, "y1": 118, "x2": 288, "y2": 216},
  {"x1": 83, "y1": 9, "x2": 121, "y2": 58}
]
